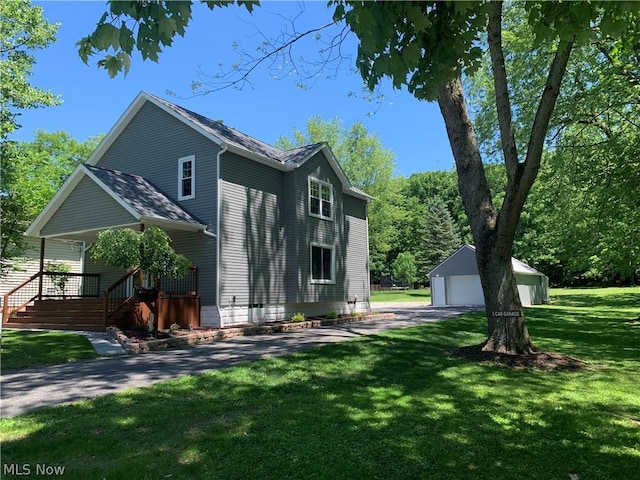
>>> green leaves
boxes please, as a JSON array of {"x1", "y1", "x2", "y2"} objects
[
  {"x1": 1, "y1": 131, "x2": 102, "y2": 272},
  {"x1": 392, "y1": 252, "x2": 417, "y2": 285},
  {"x1": 91, "y1": 226, "x2": 192, "y2": 279},
  {"x1": 78, "y1": 0, "x2": 259, "y2": 77},
  {"x1": 340, "y1": 1, "x2": 489, "y2": 101},
  {"x1": 0, "y1": 0, "x2": 60, "y2": 139}
]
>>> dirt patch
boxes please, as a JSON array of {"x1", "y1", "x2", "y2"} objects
[{"x1": 452, "y1": 344, "x2": 587, "y2": 371}]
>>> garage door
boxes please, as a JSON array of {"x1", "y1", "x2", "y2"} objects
[{"x1": 447, "y1": 275, "x2": 485, "y2": 306}]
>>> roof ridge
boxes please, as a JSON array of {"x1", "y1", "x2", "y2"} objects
[{"x1": 146, "y1": 93, "x2": 296, "y2": 162}]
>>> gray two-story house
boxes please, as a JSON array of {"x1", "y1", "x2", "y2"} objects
[{"x1": 23, "y1": 92, "x2": 372, "y2": 328}]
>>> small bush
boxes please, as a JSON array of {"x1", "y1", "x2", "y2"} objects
[
  {"x1": 291, "y1": 312, "x2": 306, "y2": 323},
  {"x1": 350, "y1": 311, "x2": 362, "y2": 319},
  {"x1": 325, "y1": 311, "x2": 338, "y2": 319}
]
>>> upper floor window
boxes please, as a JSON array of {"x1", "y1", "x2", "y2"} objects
[
  {"x1": 308, "y1": 177, "x2": 333, "y2": 220},
  {"x1": 178, "y1": 155, "x2": 195, "y2": 200}
]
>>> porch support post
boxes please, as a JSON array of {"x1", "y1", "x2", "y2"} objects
[
  {"x1": 38, "y1": 237, "x2": 45, "y2": 300},
  {"x1": 138, "y1": 223, "x2": 145, "y2": 287}
]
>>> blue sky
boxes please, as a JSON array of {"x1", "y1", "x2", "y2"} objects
[{"x1": 14, "y1": 1, "x2": 456, "y2": 176}]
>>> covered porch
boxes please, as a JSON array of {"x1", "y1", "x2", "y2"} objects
[
  {"x1": 4, "y1": 164, "x2": 215, "y2": 332},
  {"x1": 1, "y1": 236, "x2": 201, "y2": 332}
]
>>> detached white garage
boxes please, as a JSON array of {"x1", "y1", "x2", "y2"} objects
[{"x1": 429, "y1": 245, "x2": 550, "y2": 307}]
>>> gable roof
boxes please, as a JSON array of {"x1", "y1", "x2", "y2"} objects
[
  {"x1": 87, "y1": 91, "x2": 372, "y2": 201},
  {"x1": 428, "y1": 244, "x2": 546, "y2": 277},
  {"x1": 26, "y1": 164, "x2": 208, "y2": 238}
]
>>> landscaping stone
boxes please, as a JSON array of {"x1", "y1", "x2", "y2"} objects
[{"x1": 109, "y1": 313, "x2": 395, "y2": 353}]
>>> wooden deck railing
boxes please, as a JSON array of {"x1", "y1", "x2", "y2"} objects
[
  {"x1": 2, "y1": 271, "x2": 100, "y2": 322},
  {"x1": 103, "y1": 268, "x2": 140, "y2": 326}
]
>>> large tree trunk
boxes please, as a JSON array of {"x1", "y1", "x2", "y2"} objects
[
  {"x1": 475, "y1": 240, "x2": 534, "y2": 354},
  {"x1": 436, "y1": 77, "x2": 534, "y2": 354},
  {"x1": 435, "y1": 2, "x2": 573, "y2": 355}
]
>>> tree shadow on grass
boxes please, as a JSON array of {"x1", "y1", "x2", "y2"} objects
[{"x1": 1, "y1": 308, "x2": 639, "y2": 479}]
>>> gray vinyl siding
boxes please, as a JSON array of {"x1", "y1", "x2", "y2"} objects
[
  {"x1": 219, "y1": 152, "x2": 286, "y2": 306},
  {"x1": 41, "y1": 176, "x2": 135, "y2": 236},
  {"x1": 343, "y1": 195, "x2": 370, "y2": 301},
  {"x1": 169, "y1": 231, "x2": 216, "y2": 306},
  {"x1": 96, "y1": 102, "x2": 219, "y2": 232},
  {"x1": 429, "y1": 246, "x2": 478, "y2": 277},
  {"x1": 284, "y1": 171, "x2": 299, "y2": 302},
  {"x1": 84, "y1": 254, "x2": 126, "y2": 296},
  {"x1": 295, "y1": 152, "x2": 347, "y2": 303}
]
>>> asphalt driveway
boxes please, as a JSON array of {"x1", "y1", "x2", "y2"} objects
[{"x1": 0, "y1": 305, "x2": 473, "y2": 418}]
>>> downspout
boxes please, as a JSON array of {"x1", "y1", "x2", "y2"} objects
[
  {"x1": 364, "y1": 201, "x2": 371, "y2": 311},
  {"x1": 216, "y1": 143, "x2": 228, "y2": 328}
]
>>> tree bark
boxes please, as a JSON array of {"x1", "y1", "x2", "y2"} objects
[
  {"x1": 437, "y1": 77, "x2": 535, "y2": 354},
  {"x1": 435, "y1": 2, "x2": 574, "y2": 354}
]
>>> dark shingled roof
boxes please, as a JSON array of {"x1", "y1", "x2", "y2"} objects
[
  {"x1": 84, "y1": 164, "x2": 205, "y2": 226},
  {"x1": 149, "y1": 93, "x2": 322, "y2": 165}
]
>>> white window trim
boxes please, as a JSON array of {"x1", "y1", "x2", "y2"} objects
[
  {"x1": 178, "y1": 155, "x2": 196, "y2": 200},
  {"x1": 310, "y1": 242, "x2": 336, "y2": 284},
  {"x1": 308, "y1": 177, "x2": 334, "y2": 221}
]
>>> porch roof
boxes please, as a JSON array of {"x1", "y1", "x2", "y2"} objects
[{"x1": 26, "y1": 164, "x2": 209, "y2": 241}]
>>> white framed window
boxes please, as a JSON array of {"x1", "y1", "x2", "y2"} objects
[
  {"x1": 308, "y1": 177, "x2": 333, "y2": 220},
  {"x1": 310, "y1": 243, "x2": 335, "y2": 284},
  {"x1": 178, "y1": 155, "x2": 195, "y2": 200}
]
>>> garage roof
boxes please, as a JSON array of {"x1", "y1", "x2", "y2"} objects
[{"x1": 428, "y1": 245, "x2": 545, "y2": 277}]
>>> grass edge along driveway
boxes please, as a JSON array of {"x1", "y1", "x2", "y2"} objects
[
  {"x1": 1, "y1": 287, "x2": 639, "y2": 479},
  {"x1": 0, "y1": 330, "x2": 97, "y2": 372}
]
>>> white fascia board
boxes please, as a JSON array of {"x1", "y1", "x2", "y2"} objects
[
  {"x1": 427, "y1": 244, "x2": 470, "y2": 277},
  {"x1": 25, "y1": 165, "x2": 87, "y2": 237},
  {"x1": 138, "y1": 216, "x2": 208, "y2": 232},
  {"x1": 87, "y1": 91, "x2": 224, "y2": 167},
  {"x1": 292, "y1": 143, "x2": 350, "y2": 183},
  {"x1": 86, "y1": 91, "x2": 148, "y2": 166},
  {"x1": 38, "y1": 222, "x2": 140, "y2": 239},
  {"x1": 320, "y1": 143, "x2": 352, "y2": 186},
  {"x1": 292, "y1": 143, "x2": 373, "y2": 201},
  {"x1": 345, "y1": 187, "x2": 374, "y2": 202},
  {"x1": 81, "y1": 165, "x2": 141, "y2": 220}
]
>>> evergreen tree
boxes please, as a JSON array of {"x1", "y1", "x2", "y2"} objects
[{"x1": 415, "y1": 196, "x2": 461, "y2": 283}]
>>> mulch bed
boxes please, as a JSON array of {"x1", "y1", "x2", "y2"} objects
[{"x1": 453, "y1": 344, "x2": 587, "y2": 371}]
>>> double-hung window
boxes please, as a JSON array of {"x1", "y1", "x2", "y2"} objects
[
  {"x1": 311, "y1": 244, "x2": 335, "y2": 283},
  {"x1": 178, "y1": 155, "x2": 195, "y2": 200},
  {"x1": 308, "y1": 177, "x2": 333, "y2": 220}
]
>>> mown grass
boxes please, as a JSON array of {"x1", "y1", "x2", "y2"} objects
[
  {"x1": 0, "y1": 330, "x2": 97, "y2": 372},
  {"x1": 1, "y1": 287, "x2": 638, "y2": 479},
  {"x1": 371, "y1": 288, "x2": 431, "y2": 303}
]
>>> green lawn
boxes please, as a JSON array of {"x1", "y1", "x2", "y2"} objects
[
  {"x1": 371, "y1": 288, "x2": 431, "y2": 303},
  {"x1": 0, "y1": 330, "x2": 97, "y2": 371},
  {"x1": 1, "y1": 287, "x2": 638, "y2": 479}
]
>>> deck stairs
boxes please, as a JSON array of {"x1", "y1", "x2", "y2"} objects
[{"x1": 3, "y1": 299, "x2": 107, "y2": 332}]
